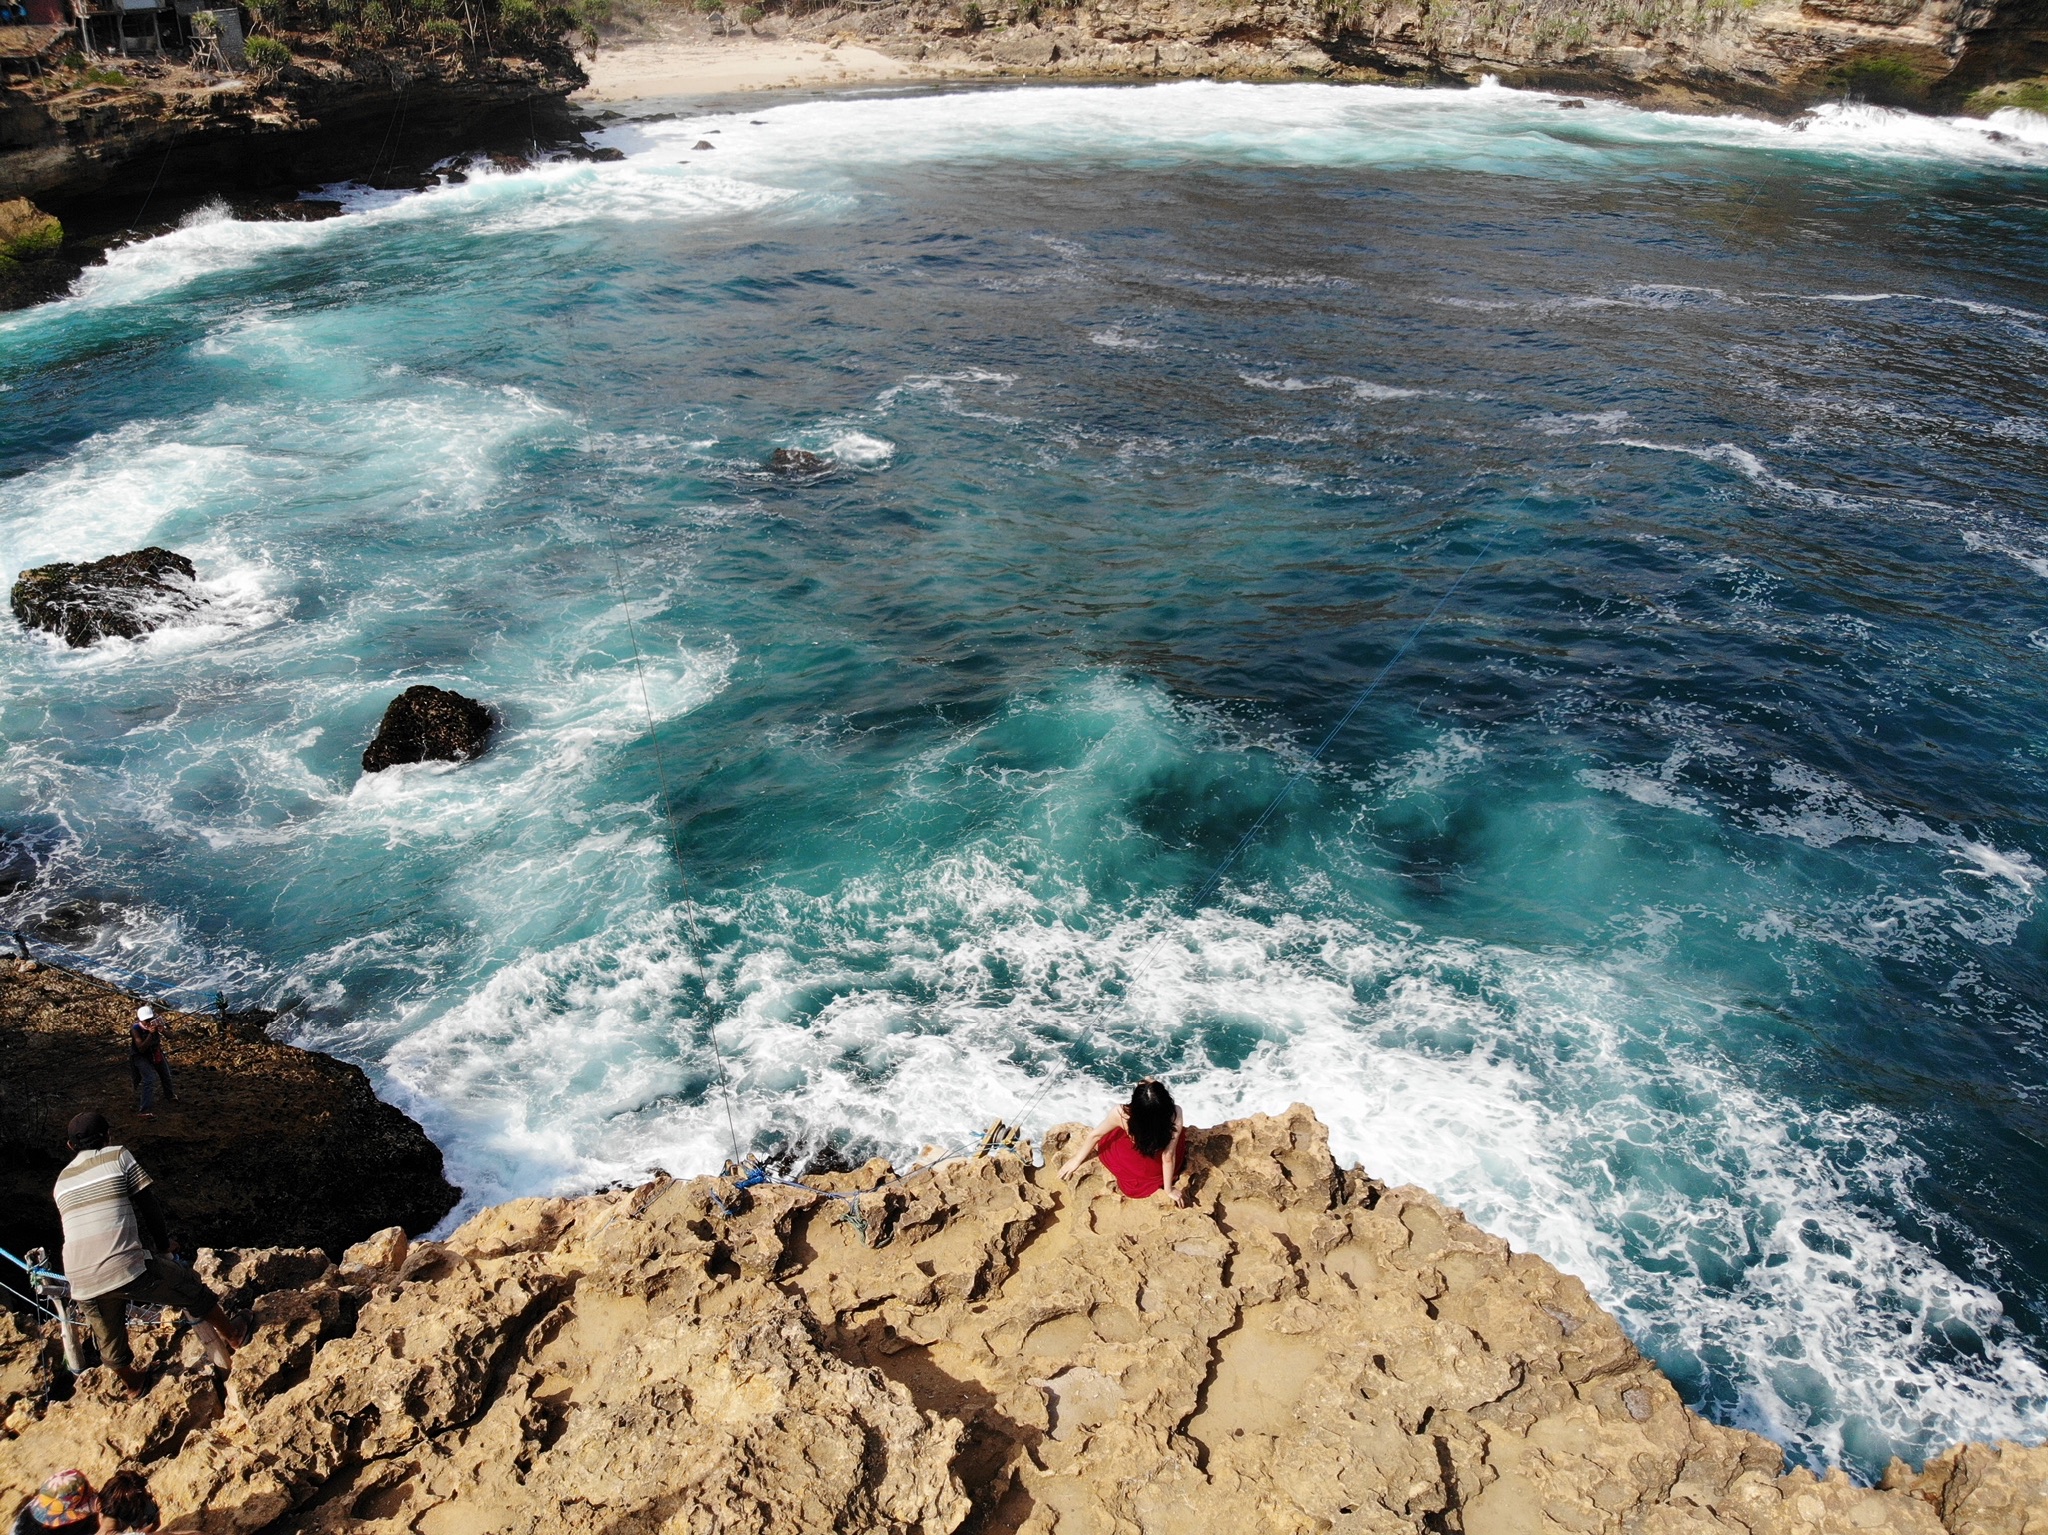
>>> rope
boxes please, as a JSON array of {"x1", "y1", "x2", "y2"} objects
[
  {"x1": 0, "y1": 1278, "x2": 55, "y2": 1321},
  {"x1": 1008, "y1": 525, "x2": 1503, "y2": 1132},
  {"x1": 132, "y1": 141, "x2": 172, "y2": 228},
  {"x1": 599, "y1": 529, "x2": 745, "y2": 1169}
]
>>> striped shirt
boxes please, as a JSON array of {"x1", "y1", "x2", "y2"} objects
[{"x1": 53, "y1": 1146, "x2": 154, "y2": 1301}]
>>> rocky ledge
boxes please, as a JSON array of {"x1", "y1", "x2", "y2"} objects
[
  {"x1": 1, "y1": 1104, "x2": 2040, "y2": 1532},
  {"x1": 0, "y1": 957, "x2": 459, "y2": 1264}
]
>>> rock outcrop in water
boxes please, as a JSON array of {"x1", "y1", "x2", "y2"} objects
[
  {"x1": 361, "y1": 685, "x2": 494, "y2": 774},
  {"x1": 1, "y1": 1104, "x2": 2041, "y2": 1532},
  {"x1": 9, "y1": 548, "x2": 198, "y2": 649},
  {"x1": 769, "y1": 446, "x2": 833, "y2": 473},
  {"x1": 0, "y1": 957, "x2": 460, "y2": 1265}
]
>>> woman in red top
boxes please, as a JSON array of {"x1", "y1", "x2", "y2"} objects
[{"x1": 1058, "y1": 1080, "x2": 1190, "y2": 1205}]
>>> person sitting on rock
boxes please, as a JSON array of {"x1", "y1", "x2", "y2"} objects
[
  {"x1": 1058, "y1": 1080, "x2": 1191, "y2": 1206},
  {"x1": 52, "y1": 1110, "x2": 245, "y2": 1395},
  {"x1": 91, "y1": 1472, "x2": 159, "y2": 1534},
  {"x1": 9, "y1": 1470, "x2": 98, "y2": 1535},
  {"x1": 128, "y1": 1006, "x2": 175, "y2": 1120}
]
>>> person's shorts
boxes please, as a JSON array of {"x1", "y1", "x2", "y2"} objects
[{"x1": 75, "y1": 1256, "x2": 220, "y2": 1370}]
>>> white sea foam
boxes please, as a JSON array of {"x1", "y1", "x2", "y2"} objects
[
  {"x1": 364, "y1": 789, "x2": 2048, "y2": 1469},
  {"x1": 4, "y1": 79, "x2": 2034, "y2": 332},
  {"x1": 1090, "y1": 326, "x2": 1158, "y2": 351}
]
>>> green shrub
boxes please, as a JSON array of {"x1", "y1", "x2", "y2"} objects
[
  {"x1": 738, "y1": 3, "x2": 761, "y2": 18},
  {"x1": 242, "y1": 33, "x2": 292, "y2": 72},
  {"x1": 694, "y1": 0, "x2": 724, "y2": 12},
  {"x1": 61, "y1": 49, "x2": 84, "y2": 68},
  {"x1": 1824, "y1": 53, "x2": 1927, "y2": 106},
  {"x1": 1962, "y1": 76, "x2": 2048, "y2": 116},
  {"x1": 0, "y1": 207, "x2": 62, "y2": 264},
  {"x1": 82, "y1": 64, "x2": 130, "y2": 84},
  {"x1": 420, "y1": 15, "x2": 463, "y2": 43},
  {"x1": 959, "y1": 0, "x2": 982, "y2": 25}
]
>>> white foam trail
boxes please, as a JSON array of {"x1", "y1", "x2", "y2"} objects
[{"x1": 370, "y1": 835, "x2": 2048, "y2": 1470}]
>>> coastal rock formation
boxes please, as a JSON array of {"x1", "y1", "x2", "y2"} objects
[
  {"x1": 784, "y1": 0, "x2": 2046, "y2": 116},
  {"x1": 769, "y1": 447, "x2": 832, "y2": 473},
  {"x1": 0, "y1": 957, "x2": 459, "y2": 1263},
  {"x1": 2, "y1": 1105, "x2": 2042, "y2": 1533},
  {"x1": 0, "y1": 52, "x2": 585, "y2": 210},
  {"x1": 360, "y1": 685, "x2": 494, "y2": 774},
  {"x1": 9, "y1": 548, "x2": 198, "y2": 649}
]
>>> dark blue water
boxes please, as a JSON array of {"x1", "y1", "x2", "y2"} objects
[{"x1": 4, "y1": 80, "x2": 2048, "y2": 1475}]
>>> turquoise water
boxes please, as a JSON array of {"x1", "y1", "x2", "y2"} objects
[{"x1": 5, "y1": 79, "x2": 2048, "y2": 1476}]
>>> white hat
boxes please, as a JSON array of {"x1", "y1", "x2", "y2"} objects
[{"x1": 136, "y1": 1004, "x2": 156, "y2": 1022}]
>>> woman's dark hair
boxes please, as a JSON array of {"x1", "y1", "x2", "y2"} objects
[
  {"x1": 95, "y1": 1472, "x2": 158, "y2": 1532},
  {"x1": 1125, "y1": 1080, "x2": 1177, "y2": 1157}
]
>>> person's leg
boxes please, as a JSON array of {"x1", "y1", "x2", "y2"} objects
[
  {"x1": 132, "y1": 1055, "x2": 150, "y2": 1114},
  {"x1": 79, "y1": 1287, "x2": 150, "y2": 1394},
  {"x1": 135, "y1": 1256, "x2": 243, "y2": 1366},
  {"x1": 155, "y1": 1056, "x2": 175, "y2": 1104}
]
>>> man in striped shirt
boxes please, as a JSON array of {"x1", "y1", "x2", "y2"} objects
[{"x1": 52, "y1": 1110, "x2": 245, "y2": 1394}]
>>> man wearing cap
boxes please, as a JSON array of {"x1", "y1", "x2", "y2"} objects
[
  {"x1": 50, "y1": 1110, "x2": 244, "y2": 1395},
  {"x1": 128, "y1": 1006, "x2": 174, "y2": 1119}
]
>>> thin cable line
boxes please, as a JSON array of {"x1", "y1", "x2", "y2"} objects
[
  {"x1": 601, "y1": 531, "x2": 745, "y2": 1168},
  {"x1": 133, "y1": 143, "x2": 173, "y2": 228},
  {"x1": 1010, "y1": 526, "x2": 1503, "y2": 1130}
]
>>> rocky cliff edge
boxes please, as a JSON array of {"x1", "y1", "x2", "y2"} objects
[
  {"x1": 2, "y1": 1105, "x2": 2043, "y2": 1534},
  {"x1": 0, "y1": 957, "x2": 459, "y2": 1263}
]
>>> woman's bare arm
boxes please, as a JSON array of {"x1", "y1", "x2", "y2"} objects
[
  {"x1": 1059, "y1": 1109, "x2": 1125, "y2": 1181},
  {"x1": 1161, "y1": 1110, "x2": 1190, "y2": 1206}
]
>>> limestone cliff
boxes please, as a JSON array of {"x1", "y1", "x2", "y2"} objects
[
  {"x1": 780, "y1": 0, "x2": 2044, "y2": 115},
  {"x1": 1, "y1": 1105, "x2": 2042, "y2": 1533}
]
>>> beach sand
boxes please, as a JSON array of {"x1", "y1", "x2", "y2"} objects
[{"x1": 573, "y1": 29, "x2": 936, "y2": 101}]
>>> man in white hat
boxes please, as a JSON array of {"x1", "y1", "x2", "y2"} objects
[{"x1": 129, "y1": 1005, "x2": 175, "y2": 1119}]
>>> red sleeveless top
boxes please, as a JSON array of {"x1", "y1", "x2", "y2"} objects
[{"x1": 1099, "y1": 1124, "x2": 1185, "y2": 1199}]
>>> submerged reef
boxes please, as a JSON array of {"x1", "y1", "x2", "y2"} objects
[{"x1": 1, "y1": 1103, "x2": 2041, "y2": 1532}]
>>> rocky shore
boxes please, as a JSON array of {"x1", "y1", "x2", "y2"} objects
[
  {"x1": 600, "y1": 0, "x2": 2048, "y2": 119},
  {"x1": 0, "y1": 956, "x2": 459, "y2": 1263},
  {"x1": 0, "y1": 1104, "x2": 2040, "y2": 1532}
]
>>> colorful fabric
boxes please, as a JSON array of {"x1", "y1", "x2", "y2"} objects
[
  {"x1": 53, "y1": 1145, "x2": 154, "y2": 1301},
  {"x1": 1098, "y1": 1124, "x2": 1184, "y2": 1200},
  {"x1": 24, "y1": 1469, "x2": 96, "y2": 1526}
]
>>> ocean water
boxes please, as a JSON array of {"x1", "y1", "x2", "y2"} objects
[{"x1": 5, "y1": 78, "x2": 2048, "y2": 1477}]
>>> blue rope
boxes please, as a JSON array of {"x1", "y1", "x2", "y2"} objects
[{"x1": 0, "y1": 1244, "x2": 62, "y2": 1285}]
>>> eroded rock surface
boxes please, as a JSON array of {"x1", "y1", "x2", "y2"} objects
[
  {"x1": 9, "y1": 547, "x2": 198, "y2": 648},
  {"x1": 1, "y1": 1107, "x2": 2042, "y2": 1533},
  {"x1": 360, "y1": 685, "x2": 494, "y2": 774}
]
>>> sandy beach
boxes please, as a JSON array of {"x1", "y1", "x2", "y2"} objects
[{"x1": 573, "y1": 30, "x2": 937, "y2": 101}]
